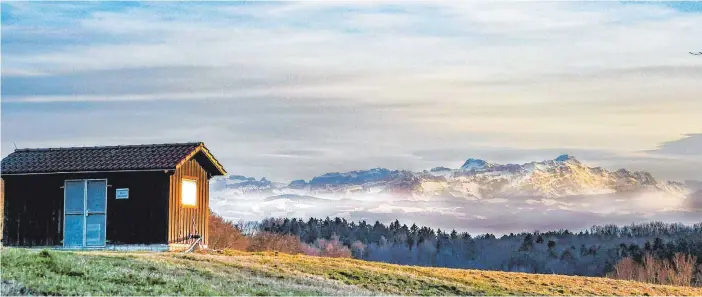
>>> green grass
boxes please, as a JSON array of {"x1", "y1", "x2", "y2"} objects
[
  {"x1": 0, "y1": 248, "x2": 370, "y2": 296},
  {"x1": 2, "y1": 248, "x2": 702, "y2": 296}
]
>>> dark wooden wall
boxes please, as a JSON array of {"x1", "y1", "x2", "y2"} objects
[
  {"x1": 1, "y1": 172, "x2": 170, "y2": 246},
  {"x1": 1, "y1": 178, "x2": 4, "y2": 243},
  {"x1": 168, "y1": 158, "x2": 210, "y2": 247}
]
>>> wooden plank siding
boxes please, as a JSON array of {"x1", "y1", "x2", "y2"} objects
[
  {"x1": 2, "y1": 143, "x2": 223, "y2": 249},
  {"x1": 168, "y1": 158, "x2": 209, "y2": 247},
  {"x1": 1, "y1": 172, "x2": 169, "y2": 246}
]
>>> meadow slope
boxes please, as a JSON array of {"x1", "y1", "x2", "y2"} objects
[{"x1": 2, "y1": 248, "x2": 702, "y2": 296}]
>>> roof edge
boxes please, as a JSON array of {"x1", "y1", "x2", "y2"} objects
[
  {"x1": 13, "y1": 142, "x2": 203, "y2": 153},
  {"x1": 1, "y1": 168, "x2": 173, "y2": 176},
  {"x1": 175, "y1": 143, "x2": 227, "y2": 176}
]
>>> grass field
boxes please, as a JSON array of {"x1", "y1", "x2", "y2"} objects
[{"x1": 2, "y1": 248, "x2": 702, "y2": 296}]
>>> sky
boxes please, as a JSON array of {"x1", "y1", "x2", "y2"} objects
[{"x1": 2, "y1": 1, "x2": 702, "y2": 183}]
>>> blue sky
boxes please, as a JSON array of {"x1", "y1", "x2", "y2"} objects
[{"x1": 2, "y1": 1, "x2": 701, "y2": 182}]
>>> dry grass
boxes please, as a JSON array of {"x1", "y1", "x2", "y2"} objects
[
  {"x1": 3, "y1": 248, "x2": 702, "y2": 296},
  {"x1": 210, "y1": 250, "x2": 702, "y2": 296}
]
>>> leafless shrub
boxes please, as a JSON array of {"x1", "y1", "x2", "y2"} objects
[
  {"x1": 303, "y1": 235, "x2": 352, "y2": 258},
  {"x1": 350, "y1": 240, "x2": 367, "y2": 258},
  {"x1": 609, "y1": 252, "x2": 697, "y2": 286},
  {"x1": 247, "y1": 232, "x2": 304, "y2": 254},
  {"x1": 208, "y1": 210, "x2": 249, "y2": 250},
  {"x1": 642, "y1": 253, "x2": 660, "y2": 284},
  {"x1": 671, "y1": 253, "x2": 697, "y2": 286},
  {"x1": 612, "y1": 257, "x2": 636, "y2": 281}
]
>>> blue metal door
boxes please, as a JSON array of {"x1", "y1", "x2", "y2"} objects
[
  {"x1": 64, "y1": 181, "x2": 85, "y2": 247},
  {"x1": 64, "y1": 179, "x2": 107, "y2": 248},
  {"x1": 86, "y1": 180, "x2": 107, "y2": 247}
]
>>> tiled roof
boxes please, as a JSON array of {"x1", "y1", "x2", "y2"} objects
[{"x1": 1, "y1": 142, "x2": 225, "y2": 175}]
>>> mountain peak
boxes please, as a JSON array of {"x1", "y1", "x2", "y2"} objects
[
  {"x1": 554, "y1": 154, "x2": 576, "y2": 162},
  {"x1": 430, "y1": 166, "x2": 452, "y2": 172},
  {"x1": 212, "y1": 154, "x2": 687, "y2": 200},
  {"x1": 461, "y1": 158, "x2": 490, "y2": 170}
]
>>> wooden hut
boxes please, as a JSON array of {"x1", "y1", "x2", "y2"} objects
[{"x1": 0, "y1": 142, "x2": 226, "y2": 250}]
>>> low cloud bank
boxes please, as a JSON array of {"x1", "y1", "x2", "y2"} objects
[{"x1": 211, "y1": 190, "x2": 701, "y2": 235}]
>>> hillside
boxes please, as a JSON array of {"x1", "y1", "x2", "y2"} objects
[{"x1": 2, "y1": 248, "x2": 702, "y2": 296}]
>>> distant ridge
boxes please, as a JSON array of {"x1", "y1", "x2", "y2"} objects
[{"x1": 212, "y1": 155, "x2": 689, "y2": 199}]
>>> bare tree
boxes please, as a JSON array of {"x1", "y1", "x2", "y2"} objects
[
  {"x1": 247, "y1": 232, "x2": 304, "y2": 254},
  {"x1": 610, "y1": 257, "x2": 636, "y2": 280},
  {"x1": 609, "y1": 252, "x2": 698, "y2": 286},
  {"x1": 208, "y1": 210, "x2": 249, "y2": 250},
  {"x1": 672, "y1": 253, "x2": 697, "y2": 286}
]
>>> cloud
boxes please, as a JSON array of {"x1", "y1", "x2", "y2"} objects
[
  {"x1": 687, "y1": 190, "x2": 702, "y2": 210},
  {"x1": 2, "y1": 1, "x2": 702, "y2": 182},
  {"x1": 210, "y1": 187, "x2": 702, "y2": 235},
  {"x1": 262, "y1": 149, "x2": 332, "y2": 158},
  {"x1": 648, "y1": 134, "x2": 702, "y2": 156}
]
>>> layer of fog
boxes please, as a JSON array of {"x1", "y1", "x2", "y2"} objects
[{"x1": 210, "y1": 189, "x2": 701, "y2": 235}]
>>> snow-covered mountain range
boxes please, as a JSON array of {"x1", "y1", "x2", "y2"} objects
[
  {"x1": 209, "y1": 155, "x2": 699, "y2": 234},
  {"x1": 211, "y1": 154, "x2": 689, "y2": 200}
]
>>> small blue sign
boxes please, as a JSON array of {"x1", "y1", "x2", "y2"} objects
[{"x1": 116, "y1": 188, "x2": 129, "y2": 199}]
